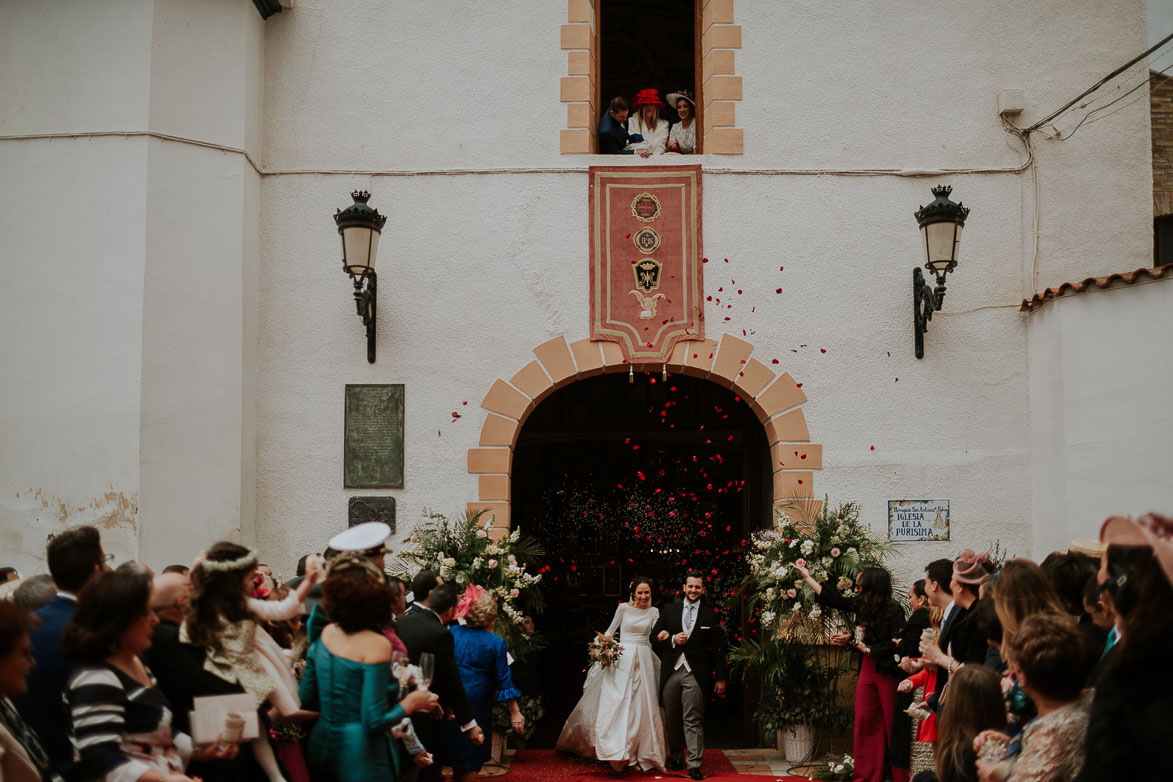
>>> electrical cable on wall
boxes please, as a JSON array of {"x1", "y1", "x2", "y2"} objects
[{"x1": 1025, "y1": 31, "x2": 1173, "y2": 134}]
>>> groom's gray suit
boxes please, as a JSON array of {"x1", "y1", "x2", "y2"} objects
[{"x1": 651, "y1": 599, "x2": 728, "y2": 772}]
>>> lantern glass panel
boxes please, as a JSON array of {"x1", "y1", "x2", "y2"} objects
[
  {"x1": 922, "y1": 221, "x2": 961, "y2": 272},
  {"x1": 341, "y1": 225, "x2": 380, "y2": 275}
]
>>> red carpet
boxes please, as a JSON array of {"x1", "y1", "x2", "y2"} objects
[{"x1": 502, "y1": 749, "x2": 809, "y2": 781}]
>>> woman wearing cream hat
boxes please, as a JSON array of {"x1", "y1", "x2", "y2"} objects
[{"x1": 665, "y1": 90, "x2": 696, "y2": 154}]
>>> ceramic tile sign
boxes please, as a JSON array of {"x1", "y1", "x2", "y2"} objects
[{"x1": 888, "y1": 499, "x2": 950, "y2": 541}]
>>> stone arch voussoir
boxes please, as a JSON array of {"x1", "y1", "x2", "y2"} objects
[{"x1": 467, "y1": 334, "x2": 822, "y2": 537}]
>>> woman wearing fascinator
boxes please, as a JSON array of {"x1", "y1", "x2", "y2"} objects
[
  {"x1": 556, "y1": 576, "x2": 667, "y2": 774},
  {"x1": 438, "y1": 587, "x2": 524, "y2": 782}
]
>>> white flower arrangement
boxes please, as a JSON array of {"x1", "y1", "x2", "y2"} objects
[{"x1": 397, "y1": 508, "x2": 546, "y2": 653}]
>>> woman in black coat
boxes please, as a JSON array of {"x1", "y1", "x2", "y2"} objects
[{"x1": 796, "y1": 563, "x2": 907, "y2": 782}]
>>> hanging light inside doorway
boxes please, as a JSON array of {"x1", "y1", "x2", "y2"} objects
[
  {"x1": 629, "y1": 364, "x2": 634, "y2": 384},
  {"x1": 912, "y1": 185, "x2": 970, "y2": 359},
  {"x1": 333, "y1": 190, "x2": 387, "y2": 363},
  {"x1": 662, "y1": 364, "x2": 668, "y2": 382}
]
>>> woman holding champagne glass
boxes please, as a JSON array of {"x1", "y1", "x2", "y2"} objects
[{"x1": 299, "y1": 555, "x2": 438, "y2": 782}]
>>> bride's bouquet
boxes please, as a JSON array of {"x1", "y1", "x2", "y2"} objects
[{"x1": 588, "y1": 635, "x2": 624, "y2": 668}]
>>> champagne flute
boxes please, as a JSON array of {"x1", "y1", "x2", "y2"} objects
[{"x1": 418, "y1": 652, "x2": 434, "y2": 691}]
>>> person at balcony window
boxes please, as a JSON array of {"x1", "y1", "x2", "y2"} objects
[
  {"x1": 666, "y1": 90, "x2": 696, "y2": 154},
  {"x1": 628, "y1": 89, "x2": 668, "y2": 157},
  {"x1": 598, "y1": 96, "x2": 635, "y2": 155}
]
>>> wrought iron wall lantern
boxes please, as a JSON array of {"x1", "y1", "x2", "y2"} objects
[
  {"x1": 913, "y1": 186, "x2": 970, "y2": 359},
  {"x1": 334, "y1": 191, "x2": 387, "y2": 363}
]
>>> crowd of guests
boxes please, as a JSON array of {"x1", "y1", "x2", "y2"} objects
[
  {"x1": 794, "y1": 512, "x2": 1173, "y2": 782},
  {"x1": 3, "y1": 511, "x2": 1170, "y2": 782},
  {"x1": 598, "y1": 88, "x2": 696, "y2": 156},
  {"x1": 0, "y1": 522, "x2": 526, "y2": 782}
]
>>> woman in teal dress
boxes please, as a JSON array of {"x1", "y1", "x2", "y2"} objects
[
  {"x1": 441, "y1": 593, "x2": 525, "y2": 782},
  {"x1": 299, "y1": 555, "x2": 437, "y2": 782}
]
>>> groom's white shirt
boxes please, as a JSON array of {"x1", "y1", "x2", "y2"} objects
[{"x1": 673, "y1": 598, "x2": 701, "y2": 672}]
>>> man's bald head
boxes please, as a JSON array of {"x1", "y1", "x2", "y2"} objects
[{"x1": 151, "y1": 571, "x2": 191, "y2": 623}]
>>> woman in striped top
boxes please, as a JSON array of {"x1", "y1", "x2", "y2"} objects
[{"x1": 62, "y1": 569, "x2": 237, "y2": 782}]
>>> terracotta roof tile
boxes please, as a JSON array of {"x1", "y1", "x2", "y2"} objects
[{"x1": 1019, "y1": 265, "x2": 1172, "y2": 311}]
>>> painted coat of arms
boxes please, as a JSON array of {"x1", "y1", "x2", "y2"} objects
[{"x1": 588, "y1": 166, "x2": 704, "y2": 361}]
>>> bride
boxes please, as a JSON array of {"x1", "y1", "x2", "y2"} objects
[{"x1": 556, "y1": 577, "x2": 668, "y2": 772}]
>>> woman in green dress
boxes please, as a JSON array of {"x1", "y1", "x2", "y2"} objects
[{"x1": 300, "y1": 556, "x2": 437, "y2": 782}]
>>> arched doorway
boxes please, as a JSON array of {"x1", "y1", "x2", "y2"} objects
[
  {"x1": 466, "y1": 333, "x2": 824, "y2": 747},
  {"x1": 513, "y1": 370, "x2": 771, "y2": 747}
]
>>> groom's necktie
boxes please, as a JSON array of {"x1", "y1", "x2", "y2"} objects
[{"x1": 684, "y1": 602, "x2": 696, "y2": 633}]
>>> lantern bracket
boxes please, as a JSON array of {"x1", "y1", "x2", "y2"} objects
[{"x1": 353, "y1": 271, "x2": 377, "y2": 364}]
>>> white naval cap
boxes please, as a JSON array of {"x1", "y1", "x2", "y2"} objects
[{"x1": 328, "y1": 521, "x2": 391, "y2": 553}]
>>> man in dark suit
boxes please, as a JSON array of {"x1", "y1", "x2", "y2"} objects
[
  {"x1": 13, "y1": 525, "x2": 109, "y2": 776},
  {"x1": 921, "y1": 551, "x2": 991, "y2": 712},
  {"x1": 598, "y1": 96, "x2": 634, "y2": 154},
  {"x1": 652, "y1": 571, "x2": 728, "y2": 780},
  {"x1": 396, "y1": 581, "x2": 483, "y2": 781},
  {"x1": 406, "y1": 569, "x2": 441, "y2": 615}
]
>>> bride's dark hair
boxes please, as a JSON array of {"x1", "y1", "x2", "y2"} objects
[{"x1": 629, "y1": 576, "x2": 655, "y2": 599}]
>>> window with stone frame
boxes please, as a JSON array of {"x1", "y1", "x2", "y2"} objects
[{"x1": 560, "y1": 0, "x2": 744, "y2": 155}]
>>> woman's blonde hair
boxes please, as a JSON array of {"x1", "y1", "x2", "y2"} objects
[
  {"x1": 465, "y1": 593, "x2": 498, "y2": 630},
  {"x1": 929, "y1": 605, "x2": 944, "y2": 630},
  {"x1": 991, "y1": 558, "x2": 1066, "y2": 655}
]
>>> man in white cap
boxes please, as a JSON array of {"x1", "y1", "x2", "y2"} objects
[
  {"x1": 327, "y1": 521, "x2": 391, "y2": 571},
  {"x1": 307, "y1": 522, "x2": 392, "y2": 641}
]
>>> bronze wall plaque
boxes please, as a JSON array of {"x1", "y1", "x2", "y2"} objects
[
  {"x1": 348, "y1": 496, "x2": 397, "y2": 531},
  {"x1": 344, "y1": 384, "x2": 405, "y2": 488}
]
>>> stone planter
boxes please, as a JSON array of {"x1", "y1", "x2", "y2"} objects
[
  {"x1": 490, "y1": 731, "x2": 506, "y2": 762},
  {"x1": 779, "y1": 724, "x2": 816, "y2": 763}
]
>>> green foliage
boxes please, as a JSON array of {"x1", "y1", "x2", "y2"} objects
[
  {"x1": 491, "y1": 696, "x2": 545, "y2": 747},
  {"x1": 730, "y1": 638, "x2": 851, "y2": 733},
  {"x1": 810, "y1": 753, "x2": 855, "y2": 781},
  {"x1": 395, "y1": 508, "x2": 546, "y2": 654},
  {"x1": 729, "y1": 498, "x2": 893, "y2": 736}
]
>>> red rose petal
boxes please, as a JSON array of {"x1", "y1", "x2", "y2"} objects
[
  {"x1": 870, "y1": 445, "x2": 876, "y2": 450},
  {"x1": 771, "y1": 359, "x2": 779, "y2": 364},
  {"x1": 776, "y1": 288, "x2": 783, "y2": 294},
  {"x1": 796, "y1": 382, "x2": 803, "y2": 388},
  {"x1": 820, "y1": 348, "x2": 827, "y2": 353}
]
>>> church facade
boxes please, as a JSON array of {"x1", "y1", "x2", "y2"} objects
[{"x1": 1, "y1": 0, "x2": 1168, "y2": 581}]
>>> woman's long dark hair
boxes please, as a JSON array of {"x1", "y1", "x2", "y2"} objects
[
  {"x1": 856, "y1": 567, "x2": 893, "y2": 626},
  {"x1": 61, "y1": 570, "x2": 151, "y2": 662},
  {"x1": 1105, "y1": 540, "x2": 1173, "y2": 664},
  {"x1": 185, "y1": 541, "x2": 253, "y2": 655}
]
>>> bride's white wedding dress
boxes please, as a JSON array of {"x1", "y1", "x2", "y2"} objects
[{"x1": 556, "y1": 602, "x2": 668, "y2": 771}]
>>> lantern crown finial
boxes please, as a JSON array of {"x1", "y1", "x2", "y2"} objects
[
  {"x1": 914, "y1": 185, "x2": 970, "y2": 228},
  {"x1": 334, "y1": 191, "x2": 388, "y2": 231}
]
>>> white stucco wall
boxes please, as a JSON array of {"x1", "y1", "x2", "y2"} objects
[
  {"x1": 252, "y1": 0, "x2": 1151, "y2": 580},
  {"x1": 0, "y1": 0, "x2": 1159, "y2": 584},
  {"x1": 1029, "y1": 278, "x2": 1173, "y2": 556},
  {"x1": 0, "y1": 0, "x2": 264, "y2": 570}
]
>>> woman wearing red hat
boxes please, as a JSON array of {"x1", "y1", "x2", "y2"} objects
[{"x1": 628, "y1": 89, "x2": 668, "y2": 157}]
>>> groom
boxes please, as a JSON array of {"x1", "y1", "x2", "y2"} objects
[{"x1": 652, "y1": 570, "x2": 728, "y2": 780}]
